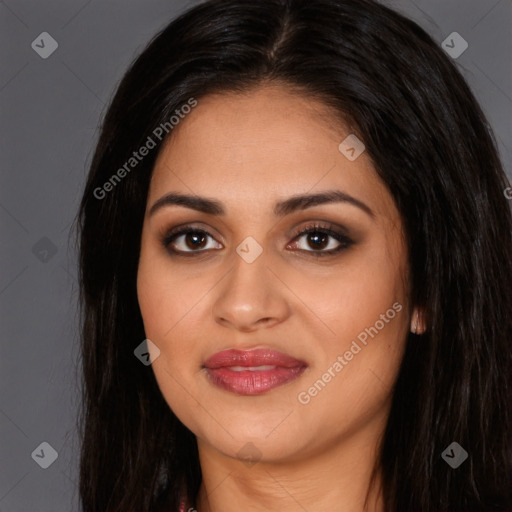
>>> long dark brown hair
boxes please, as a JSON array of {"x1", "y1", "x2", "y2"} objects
[{"x1": 75, "y1": 0, "x2": 512, "y2": 510}]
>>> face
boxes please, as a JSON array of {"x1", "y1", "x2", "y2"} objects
[{"x1": 137, "y1": 84, "x2": 413, "y2": 464}]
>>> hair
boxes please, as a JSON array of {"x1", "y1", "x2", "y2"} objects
[{"x1": 75, "y1": 0, "x2": 512, "y2": 510}]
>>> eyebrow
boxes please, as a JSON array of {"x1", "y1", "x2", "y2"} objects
[{"x1": 148, "y1": 190, "x2": 375, "y2": 219}]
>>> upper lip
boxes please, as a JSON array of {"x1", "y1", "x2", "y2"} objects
[{"x1": 203, "y1": 348, "x2": 307, "y2": 369}]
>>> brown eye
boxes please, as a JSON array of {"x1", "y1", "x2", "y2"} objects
[
  {"x1": 162, "y1": 228, "x2": 222, "y2": 254},
  {"x1": 288, "y1": 223, "x2": 353, "y2": 257},
  {"x1": 183, "y1": 231, "x2": 207, "y2": 250},
  {"x1": 304, "y1": 232, "x2": 329, "y2": 250}
]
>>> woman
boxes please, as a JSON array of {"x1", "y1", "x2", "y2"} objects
[{"x1": 76, "y1": 0, "x2": 512, "y2": 510}]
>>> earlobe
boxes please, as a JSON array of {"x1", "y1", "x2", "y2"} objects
[{"x1": 410, "y1": 307, "x2": 426, "y2": 335}]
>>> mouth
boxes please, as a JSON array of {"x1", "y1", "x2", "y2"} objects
[{"x1": 203, "y1": 348, "x2": 308, "y2": 395}]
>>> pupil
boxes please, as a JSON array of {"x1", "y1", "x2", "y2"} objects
[
  {"x1": 186, "y1": 232, "x2": 206, "y2": 249},
  {"x1": 309, "y1": 232, "x2": 328, "y2": 250}
]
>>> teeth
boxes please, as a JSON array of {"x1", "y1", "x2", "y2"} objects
[{"x1": 228, "y1": 365, "x2": 277, "y2": 372}]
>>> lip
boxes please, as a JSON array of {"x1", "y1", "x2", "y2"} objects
[{"x1": 203, "y1": 348, "x2": 308, "y2": 395}]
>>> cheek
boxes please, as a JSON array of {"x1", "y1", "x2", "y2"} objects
[
  {"x1": 136, "y1": 243, "x2": 213, "y2": 376},
  {"x1": 298, "y1": 240, "x2": 408, "y2": 396},
  {"x1": 289, "y1": 243, "x2": 406, "y2": 346},
  {"x1": 137, "y1": 243, "x2": 196, "y2": 339},
  {"x1": 137, "y1": 273, "x2": 198, "y2": 367},
  {"x1": 137, "y1": 255, "x2": 206, "y2": 425}
]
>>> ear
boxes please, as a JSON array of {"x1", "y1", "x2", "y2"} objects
[{"x1": 410, "y1": 306, "x2": 427, "y2": 335}]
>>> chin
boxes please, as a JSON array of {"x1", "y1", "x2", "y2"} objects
[{"x1": 193, "y1": 415, "x2": 311, "y2": 462}]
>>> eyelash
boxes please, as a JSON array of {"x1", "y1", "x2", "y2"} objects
[{"x1": 161, "y1": 222, "x2": 353, "y2": 258}]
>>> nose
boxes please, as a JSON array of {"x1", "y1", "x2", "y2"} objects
[{"x1": 211, "y1": 249, "x2": 291, "y2": 333}]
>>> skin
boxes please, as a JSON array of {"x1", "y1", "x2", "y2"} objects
[{"x1": 137, "y1": 83, "x2": 426, "y2": 512}]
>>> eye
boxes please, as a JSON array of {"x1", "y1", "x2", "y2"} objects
[
  {"x1": 162, "y1": 227, "x2": 222, "y2": 255},
  {"x1": 287, "y1": 223, "x2": 353, "y2": 257}
]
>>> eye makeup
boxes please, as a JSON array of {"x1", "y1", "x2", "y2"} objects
[{"x1": 159, "y1": 221, "x2": 355, "y2": 258}]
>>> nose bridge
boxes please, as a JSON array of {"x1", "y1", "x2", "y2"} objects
[
  {"x1": 211, "y1": 239, "x2": 288, "y2": 329},
  {"x1": 225, "y1": 240, "x2": 272, "y2": 306}
]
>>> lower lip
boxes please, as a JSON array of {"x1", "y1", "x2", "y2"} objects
[{"x1": 205, "y1": 366, "x2": 306, "y2": 395}]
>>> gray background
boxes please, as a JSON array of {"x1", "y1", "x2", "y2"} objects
[{"x1": 0, "y1": 1, "x2": 510, "y2": 511}]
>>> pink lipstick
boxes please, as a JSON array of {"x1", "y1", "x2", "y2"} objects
[{"x1": 203, "y1": 348, "x2": 307, "y2": 395}]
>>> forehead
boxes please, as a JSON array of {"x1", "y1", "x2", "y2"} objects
[{"x1": 149, "y1": 84, "x2": 396, "y2": 221}]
